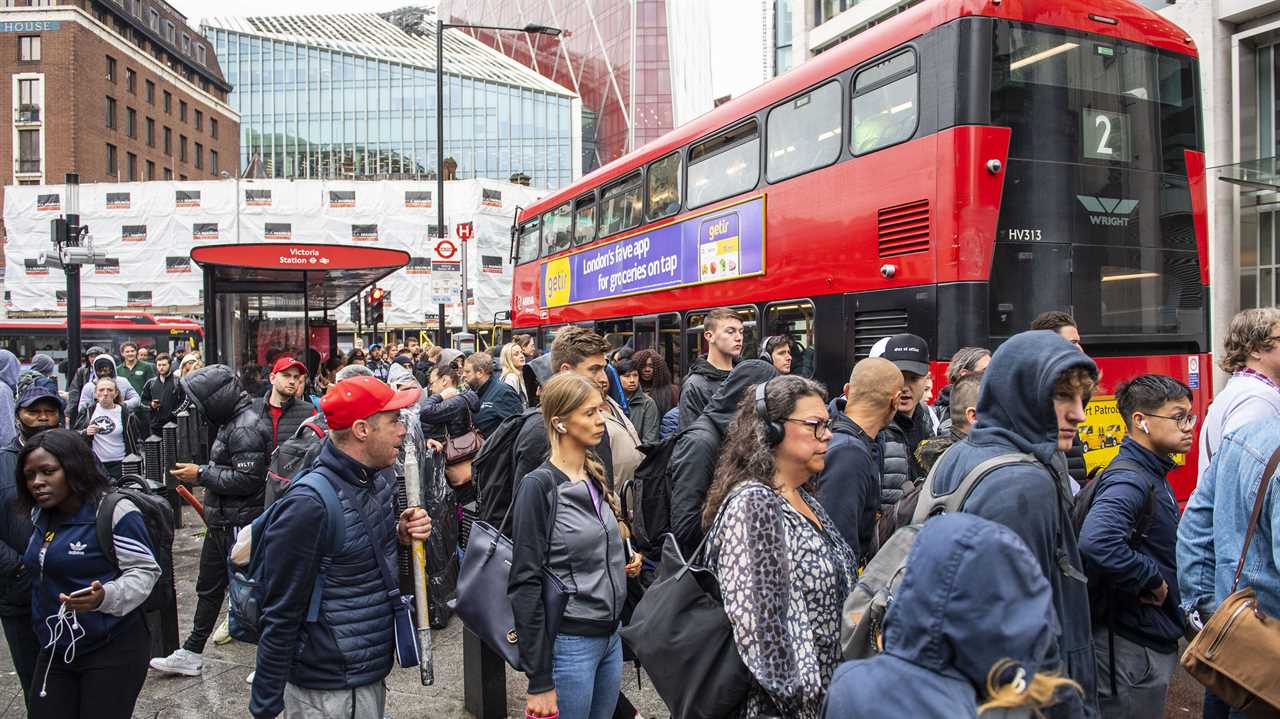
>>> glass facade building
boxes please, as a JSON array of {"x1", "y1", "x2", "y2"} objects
[
  {"x1": 441, "y1": 0, "x2": 712, "y2": 172},
  {"x1": 202, "y1": 9, "x2": 580, "y2": 188}
]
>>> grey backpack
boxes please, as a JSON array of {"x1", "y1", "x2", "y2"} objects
[{"x1": 840, "y1": 451, "x2": 1040, "y2": 660}]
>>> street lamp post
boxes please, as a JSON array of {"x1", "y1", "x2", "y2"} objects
[{"x1": 436, "y1": 19, "x2": 560, "y2": 344}]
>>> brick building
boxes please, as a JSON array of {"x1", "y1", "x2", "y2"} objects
[{"x1": 0, "y1": 0, "x2": 239, "y2": 266}]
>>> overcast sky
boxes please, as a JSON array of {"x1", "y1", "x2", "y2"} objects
[{"x1": 169, "y1": 0, "x2": 767, "y2": 110}]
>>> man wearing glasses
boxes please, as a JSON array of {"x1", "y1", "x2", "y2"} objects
[{"x1": 1079, "y1": 375, "x2": 1195, "y2": 719}]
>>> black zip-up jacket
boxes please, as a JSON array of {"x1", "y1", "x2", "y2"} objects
[
  {"x1": 473, "y1": 374, "x2": 524, "y2": 437},
  {"x1": 254, "y1": 393, "x2": 316, "y2": 452},
  {"x1": 182, "y1": 365, "x2": 271, "y2": 529},
  {"x1": 142, "y1": 372, "x2": 182, "y2": 436},
  {"x1": 508, "y1": 464, "x2": 627, "y2": 694},
  {"x1": 419, "y1": 389, "x2": 480, "y2": 442},
  {"x1": 816, "y1": 397, "x2": 882, "y2": 562},
  {"x1": 74, "y1": 401, "x2": 145, "y2": 458},
  {"x1": 669, "y1": 360, "x2": 779, "y2": 555},
  {"x1": 677, "y1": 357, "x2": 731, "y2": 431},
  {"x1": 0, "y1": 438, "x2": 31, "y2": 617}
]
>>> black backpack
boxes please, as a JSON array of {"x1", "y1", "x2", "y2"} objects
[
  {"x1": 95, "y1": 475, "x2": 176, "y2": 613},
  {"x1": 265, "y1": 419, "x2": 327, "y2": 506},
  {"x1": 474, "y1": 408, "x2": 541, "y2": 528},
  {"x1": 621, "y1": 434, "x2": 682, "y2": 556},
  {"x1": 1070, "y1": 458, "x2": 1154, "y2": 620}
]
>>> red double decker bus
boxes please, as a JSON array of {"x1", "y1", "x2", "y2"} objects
[{"x1": 509, "y1": 0, "x2": 1209, "y2": 496}]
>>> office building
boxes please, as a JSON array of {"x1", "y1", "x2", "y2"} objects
[
  {"x1": 202, "y1": 7, "x2": 581, "y2": 188},
  {"x1": 440, "y1": 0, "x2": 714, "y2": 172},
  {"x1": 0, "y1": 0, "x2": 239, "y2": 266}
]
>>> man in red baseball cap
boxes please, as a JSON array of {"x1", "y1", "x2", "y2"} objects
[
  {"x1": 251, "y1": 375, "x2": 432, "y2": 719},
  {"x1": 257, "y1": 355, "x2": 316, "y2": 453}
]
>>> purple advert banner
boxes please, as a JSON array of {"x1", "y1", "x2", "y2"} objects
[{"x1": 540, "y1": 196, "x2": 764, "y2": 308}]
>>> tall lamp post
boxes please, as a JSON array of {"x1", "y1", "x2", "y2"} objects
[{"x1": 436, "y1": 18, "x2": 560, "y2": 344}]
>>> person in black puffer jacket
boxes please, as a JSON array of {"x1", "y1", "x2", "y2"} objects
[
  {"x1": 419, "y1": 361, "x2": 480, "y2": 442},
  {"x1": 253, "y1": 357, "x2": 316, "y2": 453},
  {"x1": 150, "y1": 364, "x2": 270, "y2": 678}
]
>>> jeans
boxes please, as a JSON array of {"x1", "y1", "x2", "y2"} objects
[
  {"x1": 1203, "y1": 689, "x2": 1247, "y2": 719},
  {"x1": 1, "y1": 612, "x2": 39, "y2": 704},
  {"x1": 184, "y1": 526, "x2": 236, "y2": 654},
  {"x1": 1092, "y1": 627, "x2": 1176, "y2": 719},
  {"x1": 552, "y1": 632, "x2": 622, "y2": 719},
  {"x1": 27, "y1": 615, "x2": 150, "y2": 719}
]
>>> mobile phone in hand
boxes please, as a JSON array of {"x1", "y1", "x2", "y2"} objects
[{"x1": 68, "y1": 586, "x2": 94, "y2": 598}]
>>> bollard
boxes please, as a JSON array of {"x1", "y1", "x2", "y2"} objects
[
  {"x1": 174, "y1": 410, "x2": 193, "y2": 464},
  {"x1": 462, "y1": 628, "x2": 507, "y2": 719},
  {"x1": 121, "y1": 452, "x2": 142, "y2": 479},
  {"x1": 143, "y1": 434, "x2": 164, "y2": 492}
]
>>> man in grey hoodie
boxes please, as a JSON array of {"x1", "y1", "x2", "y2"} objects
[
  {"x1": 927, "y1": 330, "x2": 1099, "y2": 719},
  {"x1": 76, "y1": 354, "x2": 141, "y2": 414},
  {"x1": 0, "y1": 350, "x2": 18, "y2": 448}
]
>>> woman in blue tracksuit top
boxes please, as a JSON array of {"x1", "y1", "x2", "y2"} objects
[{"x1": 15, "y1": 429, "x2": 159, "y2": 719}]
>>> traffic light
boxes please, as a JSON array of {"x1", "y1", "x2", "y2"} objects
[
  {"x1": 368, "y1": 287, "x2": 385, "y2": 325},
  {"x1": 350, "y1": 298, "x2": 362, "y2": 325}
]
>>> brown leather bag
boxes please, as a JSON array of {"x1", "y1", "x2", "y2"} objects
[
  {"x1": 1181, "y1": 446, "x2": 1280, "y2": 718},
  {"x1": 444, "y1": 404, "x2": 483, "y2": 466}
]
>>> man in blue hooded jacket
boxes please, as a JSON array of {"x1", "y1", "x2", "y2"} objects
[{"x1": 927, "y1": 330, "x2": 1100, "y2": 718}]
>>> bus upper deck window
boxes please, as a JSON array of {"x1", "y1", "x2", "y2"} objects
[
  {"x1": 851, "y1": 50, "x2": 918, "y2": 155},
  {"x1": 598, "y1": 172, "x2": 643, "y2": 239},
  {"x1": 516, "y1": 218, "x2": 541, "y2": 264},
  {"x1": 647, "y1": 152, "x2": 682, "y2": 221},
  {"x1": 544, "y1": 202, "x2": 572, "y2": 255},
  {"x1": 573, "y1": 195, "x2": 596, "y2": 246},
  {"x1": 688, "y1": 120, "x2": 760, "y2": 209}
]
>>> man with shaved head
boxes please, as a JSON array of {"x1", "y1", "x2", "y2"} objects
[{"x1": 816, "y1": 357, "x2": 904, "y2": 564}]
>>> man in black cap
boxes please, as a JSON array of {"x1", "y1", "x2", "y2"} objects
[
  {"x1": 0, "y1": 387, "x2": 65, "y2": 703},
  {"x1": 873, "y1": 333, "x2": 940, "y2": 510}
]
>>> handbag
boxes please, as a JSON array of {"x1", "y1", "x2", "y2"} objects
[
  {"x1": 618, "y1": 515, "x2": 750, "y2": 718},
  {"x1": 444, "y1": 404, "x2": 484, "y2": 466},
  {"x1": 1181, "y1": 446, "x2": 1280, "y2": 717},
  {"x1": 454, "y1": 469, "x2": 572, "y2": 672}
]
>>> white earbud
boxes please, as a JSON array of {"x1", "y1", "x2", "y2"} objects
[
  {"x1": 1140, "y1": 420, "x2": 1150, "y2": 434},
  {"x1": 555, "y1": 422, "x2": 567, "y2": 434}
]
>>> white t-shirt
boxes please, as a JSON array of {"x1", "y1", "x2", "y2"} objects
[{"x1": 89, "y1": 404, "x2": 125, "y2": 462}]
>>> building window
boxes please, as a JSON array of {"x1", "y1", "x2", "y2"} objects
[
  {"x1": 210, "y1": 118, "x2": 218, "y2": 139},
  {"x1": 815, "y1": 0, "x2": 855, "y2": 25},
  {"x1": 164, "y1": 20, "x2": 175, "y2": 44},
  {"x1": 105, "y1": 96, "x2": 117, "y2": 129},
  {"x1": 106, "y1": 143, "x2": 118, "y2": 176},
  {"x1": 106, "y1": 55, "x2": 117, "y2": 83},
  {"x1": 774, "y1": 0, "x2": 794, "y2": 76},
  {"x1": 163, "y1": 167, "x2": 173, "y2": 180},
  {"x1": 126, "y1": 107, "x2": 137, "y2": 138},
  {"x1": 148, "y1": 8, "x2": 159, "y2": 31},
  {"x1": 179, "y1": 100, "x2": 187, "y2": 121},
  {"x1": 195, "y1": 44, "x2": 206, "y2": 66},
  {"x1": 767, "y1": 80, "x2": 841, "y2": 181},
  {"x1": 146, "y1": 160, "x2": 155, "y2": 180},
  {"x1": 17, "y1": 78, "x2": 38, "y2": 119},
  {"x1": 127, "y1": 152, "x2": 137, "y2": 181},
  {"x1": 19, "y1": 36, "x2": 41, "y2": 62},
  {"x1": 164, "y1": 126, "x2": 171, "y2": 155},
  {"x1": 194, "y1": 142, "x2": 203, "y2": 169},
  {"x1": 17, "y1": 129, "x2": 39, "y2": 174},
  {"x1": 130, "y1": 0, "x2": 141, "y2": 18},
  {"x1": 194, "y1": 109, "x2": 202, "y2": 131},
  {"x1": 180, "y1": 33, "x2": 190, "y2": 55},
  {"x1": 145, "y1": 79, "x2": 155, "y2": 104},
  {"x1": 126, "y1": 68, "x2": 136, "y2": 93},
  {"x1": 687, "y1": 120, "x2": 761, "y2": 209},
  {"x1": 179, "y1": 174, "x2": 187, "y2": 181},
  {"x1": 146, "y1": 117, "x2": 155, "y2": 146},
  {"x1": 210, "y1": 149, "x2": 218, "y2": 175},
  {"x1": 163, "y1": 91, "x2": 171, "y2": 113},
  {"x1": 851, "y1": 50, "x2": 918, "y2": 155},
  {"x1": 179, "y1": 135, "x2": 187, "y2": 162}
]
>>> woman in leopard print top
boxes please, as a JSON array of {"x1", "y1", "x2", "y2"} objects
[{"x1": 701, "y1": 376, "x2": 856, "y2": 719}]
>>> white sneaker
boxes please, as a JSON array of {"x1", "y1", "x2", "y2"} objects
[
  {"x1": 212, "y1": 617, "x2": 233, "y2": 645},
  {"x1": 245, "y1": 670, "x2": 255, "y2": 684},
  {"x1": 149, "y1": 648, "x2": 204, "y2": 677}
]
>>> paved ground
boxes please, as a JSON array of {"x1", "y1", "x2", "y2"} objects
[{"x1": 0, "y1": 504, "x2": 1213, "y2": 718}]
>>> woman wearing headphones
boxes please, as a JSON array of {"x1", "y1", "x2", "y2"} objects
[
  {"x1": 701, "y1": 375, "x2": 855, "y2": 719},
  {"x1": 509, "y1": 373, "x2": 638, "y2": 719}
]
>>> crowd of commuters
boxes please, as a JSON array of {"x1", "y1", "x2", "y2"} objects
[{"x1": 4, "y1": 305, "x2": 1280, "y2": 719}]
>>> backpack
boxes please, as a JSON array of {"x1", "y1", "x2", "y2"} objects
[
  {"x1": 1069, "y1": 458, "x2": 1154, "y2": 621},
  {"x1": 621, "y1": 434, "x2": 682, "y2": 556},
  {"x1": 473, "y1": 407, "x2": 541, "y2": 528},
  {"x1": 15, "y1": 369, "x2": 41, "y2": 400},
  {"x1": 265, "y1": 420, "x2": 327, "y2": 506},
  {"x1": 841, "y1": 452, "x2": 1039, "y2": 660},
  {"x1": 227, "y1": 467, "x2": 346, "y2": 644},
  {"x1": 95, "y1": 475, "x2": 176, "y2": 614}
]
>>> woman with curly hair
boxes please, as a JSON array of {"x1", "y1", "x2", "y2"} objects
[
  {"x1": 631, "y1": 349, "x2": 678, "y2": 418},
  {"x1": 701, "y1": 375, "x2": 855, "y2": 719}
]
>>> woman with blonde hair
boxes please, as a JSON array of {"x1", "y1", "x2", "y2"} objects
[
  {"x1": 508, "y1": 373, "x2": 638, "y2": 719},
  {"x1": 500, "y1": 342, "x2": 529, "y2": 406},
  {"x1": 176, "y1": 351, "x2": 203, "y2": 378},
  {"x1": 821, "y1": 512, "x2": 1081, "y2": 718}
]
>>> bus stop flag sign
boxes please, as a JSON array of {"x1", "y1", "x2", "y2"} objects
[{"x1": 540, "y1": 196, "x2": 764, "y2": 308}]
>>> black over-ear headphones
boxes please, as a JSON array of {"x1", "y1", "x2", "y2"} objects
[{"x1": 756, "y1": 378, "x2": 784, "y2": 446}]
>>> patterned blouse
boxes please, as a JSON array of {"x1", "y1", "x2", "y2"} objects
[{"x1": 706, "y1": 481, "x2": 857, "y2": 719}]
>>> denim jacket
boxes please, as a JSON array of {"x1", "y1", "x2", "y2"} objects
[{"x1": 1178, "y1": 418, "x2": 1280, "y2": 616}]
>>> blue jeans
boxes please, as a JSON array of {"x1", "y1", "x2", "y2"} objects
[
  {"x1": 1203, "y1": 688, "x2": 1246, "y2": 719},
  {"x1": 552, "y1": 632, "x2": 622, "y2": 719}
]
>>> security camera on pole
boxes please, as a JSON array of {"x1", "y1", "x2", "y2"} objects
[{"x1": 46, "y1": 174, "x2": 108, "y2": 377}]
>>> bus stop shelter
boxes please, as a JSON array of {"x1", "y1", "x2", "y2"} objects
[{"x1": 191, "y1": 243, "x2": 409, "y2": 372}]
